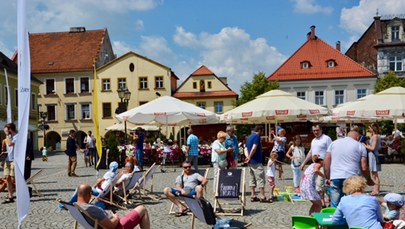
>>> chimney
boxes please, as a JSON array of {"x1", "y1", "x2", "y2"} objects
[
  {"x1": 336, "y1": 41, "x2": 341, "y2": 52},
  {"x1": 310, "y1": 25, "x2": 316, "y2": 40},
  {"x1": 69, "y1": 27, "x2": 86, "y2": 33},
  {"x1": 219, "y1": 77, "x2": 228, "y2": 85},
  {"x1": 374, "y1": 16, "x2": 383, "y2": 44}
]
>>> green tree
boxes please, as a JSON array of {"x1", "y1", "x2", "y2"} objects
[
  {"x1": 235, "y1": 72, "x2": 279, "y2": 137},
  {"x1": 374, "y1": 71, "x2": 405, "y2": 93},
  {"x1": 236, "y1": 72, "x2": 279, "y2": 106},
  {"x1": 374, "y1": 71, "x2": 405, "y2": 134}
]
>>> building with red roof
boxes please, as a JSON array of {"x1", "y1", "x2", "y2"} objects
[{"x1": 268, "y1": 26, "x2": 377, "y2": 109}]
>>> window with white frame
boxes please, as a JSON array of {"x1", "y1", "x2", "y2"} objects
[
  {"x1": 31, "y1": 93, "x2": 36, "y2": 110},
  {"x1": 155, "y1": 76, "x2": 164, "y2": 89},
  {"x1": 389, "y1": 56, "x2": 403, "y2": 71},
  {"x1": 139, "y1": 77, "x2": 148, "y2": 89},
  {"x1": 45, "y1": 79, "x2": 55, "y2": 94},
  {"x1": 327, "y1": 60, "x2": 336, "y2": 68},
  {"x1": 392, "y1": 25, "x2": 400, "y2": 41},
  {"x1": 335, "y1": 90, "x2": 344, "y2": 105},
  {"x1": 357, "y1": 89, "x2": 367, "y2": 99},
  {"x1": 65, "y1": 78, "x2": 75, "y2": 94},
  {"x1": 80, "y1": 77, "x2": 90, "y2": 93},
  {"x1": 102, "y1": 79, "x2": 111, "y2": 91},
  {"x1": 315, "y1": 91, "x2": 324, "y2": 105},
  {"x1": 66, "y1": 104, "x2": 76, "y2": 120},
  {"x1": 118, "y1": 78, "x2": 126, "y2": 90},
  {"x1": 297, "y1": 91, "x2": 306, "y2": 100},
  {"x1": 214, "y1": 101, "x2": 223, "y2": 113},
  {"x1": 196, "y1": 102, "x2": 206, "y2": 109},
  {"x1": 47, "y1": 105, "x2": 56, "y2": 121},
  {"x1": 301, "y1": 61, "x2": 311, "y2": 69},
  {"x1": 81, "y1": 104, "x2": 91, "y2": 120}
]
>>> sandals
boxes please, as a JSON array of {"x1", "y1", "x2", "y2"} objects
[
  {"x1": 251, "y1": 196, "x2": 260, "y2": 202},
  {"x1": 2, "y1": 197, "x2": 14, "y2": 204},
  {"x1": 175, "y1": 208, "x2": 189, "y2": 217}
]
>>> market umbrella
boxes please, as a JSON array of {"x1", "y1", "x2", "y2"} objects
[
  {"x1": 115, "y1": 96, "x2": 219, "y2": 137},
  {"x1": 220, "y1": 89, "x2": 328, "y2": 124},
  {"x1": 105, "y1": 123, "x2": 160, "y2": 131},
  {"x1": 331, "y1": 87, "x2": 405, "y2": 121}
]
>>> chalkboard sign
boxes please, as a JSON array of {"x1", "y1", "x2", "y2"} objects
[{"x1": 217, "y1": 169, "x2": 242, "y2": 198}]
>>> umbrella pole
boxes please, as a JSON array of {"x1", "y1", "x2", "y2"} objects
[
  {"x1": 395, "y1": 118, "x2": 398, "y2": 130},
  {"x1": 165, "y1": 115, "x2": 169, "y2": 139}
]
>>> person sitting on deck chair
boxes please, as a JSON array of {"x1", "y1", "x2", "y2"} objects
[
  {"x1": 76, "y1": 183, "x2": 150, "y2": 229},
  {"x1": 163, "y1": 160, "x2": 208, "y2": 217}
]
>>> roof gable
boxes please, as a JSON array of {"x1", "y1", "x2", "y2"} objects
[
  {"x1": 268, "y1": 33, "x2": 376, "y2": 81},
  {"x1": 28, "y1": 29, "x2": 107, "y2": 73},
  {"x1": 174, "y1": 65, "x2": 237, "y2": 98}
]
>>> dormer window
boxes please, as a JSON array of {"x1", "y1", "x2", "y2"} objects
[
  {"x1": 327, "y1": 59, "x2": 337, "y2": 68},
  {"x1": 301, "y1": 61, "x2": 311, "y2": 69},
  {"x1": 392, "y1": 25, "x2": 400, "y2": 41}
]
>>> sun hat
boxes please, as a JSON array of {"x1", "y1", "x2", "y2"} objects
[{"x1": 384, "y1": 193, "x2": 404, "y2": 207}]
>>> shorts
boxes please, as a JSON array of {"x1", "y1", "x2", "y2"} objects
[
  {"x1": 170, "y1": 187, "x2": 196, "y2": 197},
  {"x1": 4, "y1": 161, "x2": 15, "y2": 177},
  {"x1": 276, "y1": 151, "x2": 285, "y2": 163},
  {"x1": 248, "y1": 163, "x2": 265, "y2": 188},
  {"x1": 267, "y1": 176, "x2": 275, "y2": 188},
  {"x1": 117, "y1": 209, "x2": 141, "y2": 229}
]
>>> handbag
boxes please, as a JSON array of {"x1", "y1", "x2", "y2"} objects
[{"x1": 383, "y1": 221, "x2": 395, "y2": 229}]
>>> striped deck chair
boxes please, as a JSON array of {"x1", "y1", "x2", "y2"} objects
[
  {"x1": 114, "y1": 171, "x2": 144, "y2": 206},
  {"x1": 58, "y1": 200, "x2": 107, "y2": 229}
]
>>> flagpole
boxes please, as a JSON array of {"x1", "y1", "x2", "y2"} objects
[
  {"x1": 93, "y1": 64, "x2": 103, "y2": 172},
  {"x1": 3, "y1": 68, "x2": 12, "y2": 123}
]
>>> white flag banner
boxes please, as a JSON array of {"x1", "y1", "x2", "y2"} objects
[
  {"x1": 16, "y1": 0, "x2": 31, "y2": 227},
  {"x1": 4, "y1": 68, "x2": 12, "y2": 123}
]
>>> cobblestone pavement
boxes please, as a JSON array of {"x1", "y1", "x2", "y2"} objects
[{"x1": 1, "y1": 152, "x2": 405, "y2": 228}]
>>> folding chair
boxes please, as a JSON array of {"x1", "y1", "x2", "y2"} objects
[
  {"x1": 58, "y1": 200, "x2": 107, "y2": 229},
  {"x1": 214, "y1": 168, "x2": 246, "y2": 216},
  {"x1": 137, "y1": 163, "x2": 161, "y2": 200},
  {"x1": 26, "y1": 169, "x2": 43, "y2": 196},
  {"x1": 92, "y1": 176, "x2": 126, "y2": 210},
  {"x1": 168, "y1": 168, "x2": 209, "y2": 215},
  {"x1": 114, "y1": 171, "x2": 144, "y2": 206}
]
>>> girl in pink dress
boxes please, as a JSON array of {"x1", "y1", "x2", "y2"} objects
[{"x1": 300, "y1": 155, "x2": 324, "y2": 215}]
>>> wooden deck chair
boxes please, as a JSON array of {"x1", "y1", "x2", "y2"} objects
[
  {"x1": 136, "y1": 163, "x2": 161, "y2": 200},
  {"x1": 26, "y1": 169, "x2": 43, "y2": 196},
  {"x1": 214, "y1": 168, "x2": 246, "y2": 216},
  {"x1": 114, "y1": 171, "x2": 144, "y2": 206},
  {"x1": 92, "y1": 176, "x2": 126, "y2": 210},
  {"x1": 168, "y1": 168, "x2": 209, "y2": 215},
  {"x1": 182, "y1": 195, "x2": 217, "y2": 229},
  {"x1": 58, "y1": 200, "x2": 107, "y2": 229}
]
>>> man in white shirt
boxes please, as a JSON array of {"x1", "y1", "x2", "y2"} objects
[
  {"x1": 84, "y1": 131, "x2": 96, "y2": 166},
  {"x1": 324, "y1": 131, "x2": 368, "y2": 207},
  {"x1": 300, "y1": 124, "x2": 332, "y2": 207}
]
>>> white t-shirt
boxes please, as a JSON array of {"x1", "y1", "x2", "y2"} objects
[
  {"x1": 327, "y1": 137, "x2": 367, "y2": 180},
  {"x1": 266, "y1": 159, "x2": 276, "y2": 177},
  {"x1": 310, "y1": 134, "x2": 332, "y2": 159},
  {"x1": 86, "y1": 135, "x2": 95, "y2": 148}
]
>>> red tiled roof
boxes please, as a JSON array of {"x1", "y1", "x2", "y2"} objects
[
  {"x1": 191, "y1": 65, "x2": 215, "y2": 76},
  {"x1": 268, "y1": 36, "x2": 376, "y2": 81},
  {"x1": 173, "y1": 91, "x2": 238, "y2": 99},
  {"x1": 28, "y1": 29, "x2": 106, "y2": 73}
]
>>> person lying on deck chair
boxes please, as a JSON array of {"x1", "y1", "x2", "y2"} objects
[
  {"x1": 76, "y1": 183, "x2": 150, "y2": 229},
  {"x1": 163, "y1": 160, "x2": 208, "y2": 217}
]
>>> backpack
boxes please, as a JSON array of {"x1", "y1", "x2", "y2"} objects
[{"x1": 199, "y1": 197, "x2": 216, "y2": 225}]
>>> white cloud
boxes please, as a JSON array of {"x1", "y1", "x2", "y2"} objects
[
  {"x1": 340, "y1": 0, "x2": 405, "y2": 35},
  {"x1": 172, "y1": 27, "x2": 286, "y2": 93},
  {"x1": 112, "y1": 41, "x2": 133, "y2": 57},
  {"x1": 291, "y1": 0, "x2": 333, "y2": 15},
  {"x1": 134, "y1": 19, "x2": 144, "y2": 31},
  {"x1": 138, "y1": 36, "x2": 174, "y2": 63},
  {"x1": 0, "y1": 39, "x2": 14, "y2": 58}
]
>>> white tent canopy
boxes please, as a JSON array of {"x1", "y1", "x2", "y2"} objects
[
  {"x1": 105, "y1": 123, "x2": 160, "y2": 132},
  {"x1": 331, "y1": 87, "x2": 405, "y2": 120},
  {"x1": 220, "y1": 89, "x2": 328, "y2": 124},
  {"x1": 115, "y1": 95, "x2": 219, "y2": 126}
]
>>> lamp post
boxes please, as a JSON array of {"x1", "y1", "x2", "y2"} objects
[
  {"x1": 39, "y1": 111, "x2": 49, "y2": 160},
  {"x1": 116, "y1": 87, "x2": 131, "y2": 144}
]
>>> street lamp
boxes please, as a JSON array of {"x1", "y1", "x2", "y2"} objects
[
  {"x1": 116, "y1": 87, "x2": 131, "y2": 144},
  {"x1": 39, "y1": 111, "x2": 49, "y2": 160}
]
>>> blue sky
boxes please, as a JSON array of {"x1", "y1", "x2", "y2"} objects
[{"x1": 1, "y1": 0, "x2": 405, "y2": 94}]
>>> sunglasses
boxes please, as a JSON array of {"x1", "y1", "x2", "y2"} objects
[{"x1": 183, "y1": 166, "x2": 191, "y2": 169}]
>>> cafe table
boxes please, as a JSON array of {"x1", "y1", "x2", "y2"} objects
[{"x1": 311, "y1": 212, "x2": 348, "y2": 229}]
